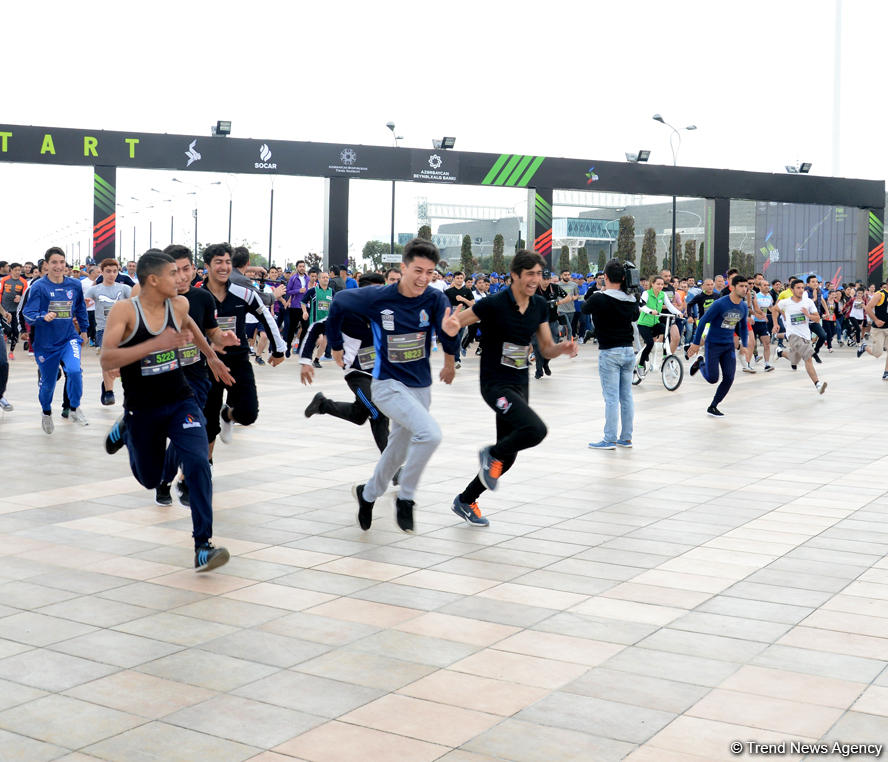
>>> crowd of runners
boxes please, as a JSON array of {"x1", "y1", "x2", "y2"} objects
[{"x1": 1, "y1": 245, "x2": 886, "y2": 572}]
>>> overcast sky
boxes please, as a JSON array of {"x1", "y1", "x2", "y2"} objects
[{"x1": 1, "y1": 0, "x2": 883, "y2": 266}]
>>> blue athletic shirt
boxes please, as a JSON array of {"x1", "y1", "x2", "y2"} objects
[
  {"x1": 692, "y1": 294, "x2": 748, "y2": 347},
  {"x1": 325, "y1": 283, "x2": 459, "y2": 388},
  {"x1": 22, "y1": 276, "x2": 89, "y2": 351}
]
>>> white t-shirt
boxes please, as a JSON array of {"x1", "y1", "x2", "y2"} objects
[
  {"x1": 429, "y1": 280, "x2": 446, "y2": 292},
  {"x1": 777, "y1": 296, "x2": 817, "y2": 340},
  {"x1": 81, "y1": 278, "x2": 98, "y2": 311}
]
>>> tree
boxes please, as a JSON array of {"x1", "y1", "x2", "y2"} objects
[
  {"x1": 460, "y1": 235, "x2": 473, "y2": 274},
  {"x1": 617, "y1": 215, "x2": 636, "y2": 263},
  {"x1": 558, "y1": 245, "x2": 570, "y2": 273},
  {"x1": 666, "y1": 232, "x2": 682, "y2": 274},
  {"x1": 577, "y1": 246, "x2": 589, "y2": 275},
  {"x1": 515, "y1": 237, "x2": 525, "y2": 253},
  {"x1": 362, "y1": 240, "x2": 402, "y2": 270},
  {"x1": 684, "y1": 239, "x2": 697, "y2": 280},
  {"x1": 597, "y1": 249, "x2": 607, "y2": 272},
  {"x1": 492, "y1": 233, "x2": 506, "y2": 274},
  {"x1": 640, "y1": 228, "x2": 658, "y2": 278},
  {"x1": 697, "y1": 243, "x2": 704, "y2": 281},
  {"x1": 305, "y1": 252, "x2": 322, "y2": 270},
  {"x1": 418, "y1": 224, "x2": 432, "y2": 241},
  {"x1": 730, "y1": 249, "x2": 744, "y2": 272},
  {"x1": 746, "y1": 252, "x2": 756, "y2": 275}
]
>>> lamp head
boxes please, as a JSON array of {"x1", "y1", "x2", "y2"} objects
[
  {"x1": 652, "y1": 114, "x2": 664, "y2": 123},
  {"x1": 385, "y1": 121, "x2": 395, "y2": 132}
]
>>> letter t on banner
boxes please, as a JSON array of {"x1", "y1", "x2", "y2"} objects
[{"x1": 93, "y1": 166, "x2": 116, "y2": 263}]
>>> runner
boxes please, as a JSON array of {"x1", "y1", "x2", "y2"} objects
[
  {"x1": 155, "y1": 245, "x2": 238, "y2": 507},
  {"x1": 201, "y1": 243, "x2": 286, "y2": 457},
  {"x1": 687, "y1": 274, "x2": 750, "y2": 417},
  {"x1": 325, "y1": 238, "x2": 460, "y2": 533},
  {"x1": 301, "y1": 269, "x2": 336, "y2": 368},
  {"x1": 22, "y1": 247, "x2": 89, "y2": 433},
  {"x1": 751, "y1": 275, "x2": 775, "y2": 371},
  {"x1": 772, "y1": 279, "x2": 827, "y2": 394},
  {"x1": 857, "y1": 279, "x2": 888, "y2": 380},
  {"x1": 86, "y1": 259, "x2": 132, "y2": 405},
  {"x1": 448, "y1": 251, "x2": 576, "y2": 525},
  {"x1": 0, "y1": 263, "x2": 28, "y2": 359},
  {"x1": 100, "y1": 250, "x2": 229, "y2": 571},
  {"x1": 301, "y1": 272, "x2": 391, "y2": 455}
]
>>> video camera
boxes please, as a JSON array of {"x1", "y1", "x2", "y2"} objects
[{"x1": 622, "y1": 261, "x2": 641, "y2": 294}]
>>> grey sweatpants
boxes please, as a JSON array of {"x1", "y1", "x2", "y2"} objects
[{"x1": 362, "y1": 378, "x2": 441, "y2": 502}]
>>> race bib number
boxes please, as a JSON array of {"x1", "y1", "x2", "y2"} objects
[
  {"x1": 387, "y1": 332, "x2": 427, "y2": 364},
  {"x1": 720, "y1": 311, "x2": 740, "y2": 329},
  {"x1": 48, "y1": 300, "x2": 73, "y2": 319},
  {"x1": 141, "y1": 348, "x2": 179, "y2": 376},
  {"x1": 216, "y1": 316, "x2": 236, "y2": 332},
  {"x1": 178, "y1": 342, "x2": 200, "y2": 366},
  {"x1": 317, "y1": 299, "x2": 331, "y2": 313},
  {"x1": 357, "y1": 345, "x2": 377, "y2": 370},
  {"x1": 501, "y1": 342, "x2": 530, "y2": 369},
  {"x1": 790, "y1": 312, "x2": 806, "y2": 325},
  {"x1": 100, "y1": 301, "x2": 114, "y2": 321}
]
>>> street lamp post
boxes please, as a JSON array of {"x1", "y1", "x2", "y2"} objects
[
  {"x1": 173, "y1": 179, "x2": 200, "y2": 255},
  {"x1": 653, "y1": 114, "x2": 697, "y2": 273},
  {"x1": 211, "y1": 179, "x2": 233, "y2": 242},
  {"x1": 386, "y1": 122, "x2": 403, "y2": 257}
]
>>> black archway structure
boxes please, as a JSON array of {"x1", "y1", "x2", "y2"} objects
[{"x1": 0, "y1": 123, "x2": 884, "y2": 284}]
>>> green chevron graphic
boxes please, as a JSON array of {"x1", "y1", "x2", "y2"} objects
[
  {"x1": 482, "y1": 154, "x2": 545, "y2": 187},
  {"x1": 869, "y1": 211, "x2": 883, "y2": 240},
  {"x1": 534, "y1": 193, "x2": 552, "y2": 227},
  {"x1": 94, "y1": 174, "x2": 115, "y2": 215}
]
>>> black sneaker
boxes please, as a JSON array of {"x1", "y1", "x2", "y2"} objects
[
  {"x1": 534, "y1": 370, "x2": 543, "y2": 379},
  {"x1": 101, "y1": 390, "x2": 115, "y2": 406},
  {"x1": 352, "y1": 483, "x2": 374, "y2": 531},
  {"x1": 61, "y1": 407, "x2": 70, "y2": 419},
  {"x1": 105, "y1": 414, "x2": 127, "y2": 455},
  {"x1": 255, "y1": 355, "x2": 266, "y2": 366},
  {"x1": 857, "y1": 342, "x2": 868, "y2": 358},
  {"x1": 707, "y1": 405, "x2": 725, "y2": 418},
  {"x1": 312, "y1": 359, "x2": 322, "y2": 369},
  {"x1": 155, "y1": 483, "x2": 173, "y2": 506},
  {"x1": 813, "y1": 353, "x2": 822, "y2": 364},
  {"x1": 395, "y1": 497, "x2": 415, "y2": 533},
  {"x1": 194, "y1": 542, "x2": 230, "y2": 572},
  {"x1": 542, "y1": 361, "x2": 551, "y2": 376},
  {"x1": 689, "y1": 356, "x2": 704, "y2": 376},
  {"x1": 304, "y1": 392, "x2": 326, "y2": 418},
  {"x1": 176, "y1": 480, "x2": 190, "y2": 507}
]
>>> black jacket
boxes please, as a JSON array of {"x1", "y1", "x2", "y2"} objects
[{"x1": 582, "y1": 289, "x2": 640, "y2": 349}]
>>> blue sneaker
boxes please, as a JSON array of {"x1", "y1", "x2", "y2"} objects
[
  {"x1": 105, "y1": 414, "x2": 127, "y2": 455},
  {"x1": 588, "y1": 440, "x2": 616, "y2": 450},
  {"x1": 194, "y1": 542, "x2": 230, "y2": 572},
  {"x1": 857, "y1": 342, "x2": 867, "y2": 358},
  {"x1": 478, "y1": 446, "x2": 503, "y2": 491},
  {"x1": 452, "y1": 496, "x2": 490, "y2": 527},
  {"x1": 615, "y1": 439, "x2": 633, "y2": 448}
]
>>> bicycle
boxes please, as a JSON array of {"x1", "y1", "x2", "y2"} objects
[{"x1": 632, "y1": 313, "x2": 684, "y2": 391}]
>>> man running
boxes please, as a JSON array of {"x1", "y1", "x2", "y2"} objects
[
  {"x1": 0, "y1": 262, "x2": 28, "y2": 359},
  {"x1": 325, "y1": 238, "x2": 459, "y2": 533},
  {"x1": 771, "y1": 280, "x2": 827, "y2": 394},
  {"x1": 101, "y1": 251, "x2": 229, "y2": 571},
  {"x1": 22, "y1": 247, "x2": 89, "y2": 432},
  {"x1": 856, "y1": 280, "x2": 888, "y2": 380},
  {"x1": 448, "y1": 251, "x2": 576, "y2": 526},
  {"x1": 201, "y1": 243, "x2": 286, "y2": 457},
  {"x1": 301, "y1": 272, "x2": 390, "y2": 455},
  {"x1": 301, "y1": 268, "x2": 336, "y2": 368},
  {"x1": 154, "y1": 245, "x2": 238, "y2": 507},
  {"x1": 687, "y1": 274, "x2": 750, "y2": 417},
  {"x1": 86, "y1": 258, "x2": 132, "y2": 405}
]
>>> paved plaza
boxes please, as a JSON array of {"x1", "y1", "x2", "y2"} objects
[{"x1": 0, "y1": 342, "x2": 887, "y2": 761}]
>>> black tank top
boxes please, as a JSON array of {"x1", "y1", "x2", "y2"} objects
[
  {"x1": 119, "y1": 297, "x2": 193, "y2": 410},
  {"x1": 874, "y1": 289, "x2": 888, "y2": 325}
]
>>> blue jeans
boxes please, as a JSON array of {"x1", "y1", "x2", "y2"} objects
[{"x1": 598, "y1": 346, "x2": 635, "y2": 442}]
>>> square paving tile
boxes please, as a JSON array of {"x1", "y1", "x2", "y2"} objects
[{"x1": 83, "y1": 721, "x2": 259, "y2": 762}]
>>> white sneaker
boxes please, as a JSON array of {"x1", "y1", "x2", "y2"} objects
[
  {"x1": 41, "y1": 413, "x2": 54, "y2": 434},
  {"x1": 816, "y1": 380, "x2": 828, "y2": 395},
  {"x1": 70, "y1": 407, "x2": 89, "y2": 426},
  {"x1": 0, "y1": 397, "x2": 12, "y2": 412},
  {"x1": 219, "y1": 406, "x2": 234, "y2": 444},
  {"x1": 741, "y1": 361, "x2": 757, "y2": 374}
]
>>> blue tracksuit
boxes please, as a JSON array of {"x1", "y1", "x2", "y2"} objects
[
  {"x1": 692, "y1": 295, "x2": 748, "y2": 408},
  {"x1": 22, "y1": 276, "x2": 88, "y2": 412}
]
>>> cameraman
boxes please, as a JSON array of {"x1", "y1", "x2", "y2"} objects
[{"x1": 582, "y1": 259, "x2": 640, "y2": 449}]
